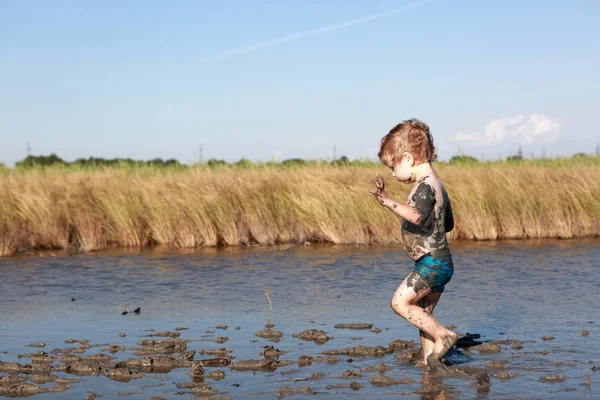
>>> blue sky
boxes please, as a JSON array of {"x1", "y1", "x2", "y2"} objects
[{"x1": 1, "y1": 0, "x2": 599, "y2": 165}]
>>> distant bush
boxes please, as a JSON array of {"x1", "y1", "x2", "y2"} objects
[
  {"x1": 449, "y1": 155, "x2": 479, "y2": 165},
  {"x1": 234, "y1": 158, "x2": 254, "y2": 168},
  {"x1": 206, "y1": 159, "x2": 227, "y2": 168},
  {"x1": 16, "y1": 154, "x2": 66, "y2": 168},
  {"x1": 282, "y1": 158, "x2": 307, "y2": 167},
  {"x1": 331, "y1": 156, "x2": 350, "y2": 166}
]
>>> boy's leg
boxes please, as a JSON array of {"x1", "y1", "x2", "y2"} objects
[
  {"x1": 390, "y1": 272, "x2": 457, "y2": 370},
  {"x1": 418, "y1": 292, "x2": 441, "y2": 364}
]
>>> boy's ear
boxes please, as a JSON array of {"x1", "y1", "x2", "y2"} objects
[{"x1": 402, "y1": 152, "x2": 414, "y2": 166}]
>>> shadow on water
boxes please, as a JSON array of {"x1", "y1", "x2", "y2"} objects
[{"x1": 0, "y1": 240, "x2": 599, "y2": 398}]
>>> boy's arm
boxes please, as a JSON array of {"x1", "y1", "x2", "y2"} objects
[{"x1": 370, "y1": 175, "x2": 433, "y2": 226}]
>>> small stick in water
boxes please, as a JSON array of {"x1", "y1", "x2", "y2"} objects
[{"x1": 264, "y1": 287, "x2": 272, "y2": 311}]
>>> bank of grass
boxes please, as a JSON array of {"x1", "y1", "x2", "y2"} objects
[{"x1": 1, "y1": 159, "x2": 599, "y2": 257}]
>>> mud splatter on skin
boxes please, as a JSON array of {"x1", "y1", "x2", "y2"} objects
[{"x1": 406, "y1": 272, "x2": 430, "y2": 296}]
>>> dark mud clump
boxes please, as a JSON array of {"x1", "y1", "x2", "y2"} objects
[
  {"x1": 261, "y1": 346, "x2": 286, "y2": 358},
  {"x1": 230, "y1": 359, "x2": 279, "y2": 371},
  {"x1": 473, "y1": 343, "x2": 502, "y2": 354},
  {"x1": 255, "y1": 328, "x2": 284, "y2": 340},
  {"x1": 26, "y1": 342, "x2": 46, "y2": 348},
  {"x1": 314, "y1": 355, "x2": 342, "y2": 365},
  {"x1": 361, "y1": 362, "x2": 392, "y2": 373},
  {"x1": 486, "y1": 360, "x2": 508, "y2": 370},
  {"x1": 196, "y1": 357, "x2": 232, "y2": 367},
  {"x1": 370, "y1": 375, "x2": 415, "y2": 386},
  {"x1": 396, "y1": 348, "x2": 423, "y2": 364},
  {"x1": 216, "y1": 325, "x2": 228, "y2": 330},
  {"x1": 322, "y1": 345, "x2": 390, "y2": 357},
  {"x1": 134, "y1": 339, "x2": 188, "y2": 355},
  {"x1": 540, "y1": 375, "x2": 566, "y2": 382},
  {"x1": 541, "y1": 336, "x2": 555, "y2": 341},
  {"x1": 215, "y1": 337, "x2": 229, "y2": 344},
  {"x1": 334, "y1": 323, "x2": 373, "y2": 330},
  {"x1": 292, "y1": 329, "x2": 332, "y2": 344},
  {"x1": 147, "y1": 331, "x2": 181, "y2": 338},
  {"x1": 471, "y1": 372, "x2": 491, "y2": 393},
  {"x1": 298, "y1": 355, "x2": 314, "y2": 367},
  {"x1": 116, "y1": 350, "x2": 196, "y2": 372},
  {"x1": 495, "y1": 371, "x2": 517, "y2": 380},
  {"x1": 198, "y1": 348, "x2": 233, "y2": 357},
  {"x1": 388, "y1": 339, "x2": 417, "y2": 352},
  {"x1": 339, "y1": 370, "x2": 362, "y2": 379},
  {"x1": 326, "y1": 382, "x2": 362, "y2": 391},
  {"x1": 273, "y1": 385, "x2": 316, "y2": 399},
  {"x1": 104, "y1": 367, "x2": 144, "y2": 382}
]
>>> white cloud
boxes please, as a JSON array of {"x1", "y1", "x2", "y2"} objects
[{"x1": 452, "y1": 114, "x2": 560, "y2": 146}]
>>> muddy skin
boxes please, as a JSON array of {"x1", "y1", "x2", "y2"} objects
[
  {"x1": 333, "y1": 323, "x2": 373, "y2": 330},
  {"x1": 322, "y1": 345, "x2": 390, "y2": 357},
  {"x1": 326, "y1": 382, "x2": 362, "y2": 391},
  {"x1": 230, "y1": 359, "x2": 279, "y2": 371},
  {"x1": 406, "y1": 271, "x2": 430, "y2": 295},
  {"x1": 426, "y1": 354, "x2": 447, "y2": 373},
  {"x1": 273, "y1": 386, "x2": 316, "y2": 399},
  {"x1": 255, "y1": 328, "x2": 284, "y2": 339},
  {"x1": 339, "y1": 370, "x2": 362, "y2": 379},
  {"x1": 292, "y1": 329, "x2": 332, "y2": 344},
  {"x1": 147, "y1": 331, "x2": 181, "y2": 338},
  {"x1": 370, "y1": 375, "x2": 416, "y2": 386}
]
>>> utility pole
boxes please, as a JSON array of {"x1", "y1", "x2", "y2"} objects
[
  {"x1": 26, "y1": 141, "x2": 31, "y2": 156},
  {"x1": 596, "y1": 142, "x2": 599, "y2": 157},
  {"x1": 199, "y1": 144, "x2": 203, "y2": 164},
  {"x1": 518, "y1": 145, "x2": 523, "y2": 159}
]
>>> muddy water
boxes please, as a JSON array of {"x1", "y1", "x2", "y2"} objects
[{"x1": 0, "y1": 240, "x2": 598, "y2": 399}]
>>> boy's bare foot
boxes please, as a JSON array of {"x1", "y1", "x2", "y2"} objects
[
  {"x1": 426, "y1": 353, "x2": 447, "y2": 373},
  {"x1": 434, "y1": 333, "x2": 458, "y2": 359}
]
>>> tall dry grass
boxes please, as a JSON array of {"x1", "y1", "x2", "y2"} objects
[{"x1": 1, "y1": 162, "x2": 599, "y2": 256}]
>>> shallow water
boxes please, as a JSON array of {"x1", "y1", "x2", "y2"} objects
[{"x1": 1, "y1": 240, "x2": 599, "y2": 399}]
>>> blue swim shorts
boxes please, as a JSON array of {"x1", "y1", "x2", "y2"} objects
[{"x1": 413, "y1": 253, "x2": 454, "y2": 293}]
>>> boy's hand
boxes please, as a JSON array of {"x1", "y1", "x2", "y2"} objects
[{"x1": 370, "y1": 175, "x2": 390, "y2": 206}]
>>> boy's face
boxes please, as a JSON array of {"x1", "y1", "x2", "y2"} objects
[{"x1": 391, "y1": 152, "x2": 415, "y2": 183}]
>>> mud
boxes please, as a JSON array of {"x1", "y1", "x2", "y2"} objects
[
  {"x1": 272, "y1": 385, "x2": 316, "y2": 398},
  {"x1": 322, "y1": 345, "x2": 390, "y2": 357},
  {"x1": 370, "y1": 375, "x2": 416, "y2": 386},
  {"x1": 255, "y1": 328, "x2": 284, "y2": 339},
  {"x1": 292, "y1": 329, "x2": 332, "y2": 344},
  {"x1": 229, "y1": 359, "x2": 279, "y2": 371},
  {"x1": 334, "y1": 323, "x2": 373, "y2": 330}
]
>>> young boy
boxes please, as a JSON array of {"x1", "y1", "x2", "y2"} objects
[{"x1": 371, "y1": 118, "x2": 457, "y2": 372}]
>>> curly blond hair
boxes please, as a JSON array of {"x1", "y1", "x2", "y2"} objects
[{"x1": 377, "y1": 118, "x2": 437, "y2": 167}]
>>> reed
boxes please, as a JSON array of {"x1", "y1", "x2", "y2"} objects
[{"x1": 1, "y1": 160, "x2": 599, "y2": 257}]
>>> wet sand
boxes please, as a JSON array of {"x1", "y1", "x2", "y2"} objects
[{"x1": 0, "y1": 241, "x2": 598, "y2": 398}]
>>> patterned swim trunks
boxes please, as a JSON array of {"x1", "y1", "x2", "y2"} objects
[{"x1": 413, "y1": 253, "x2": 454, "y2": 293}]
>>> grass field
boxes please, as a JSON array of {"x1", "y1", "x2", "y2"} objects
[{"x1": 1, "y1": 158, "x2": 599, "y2": 257}]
